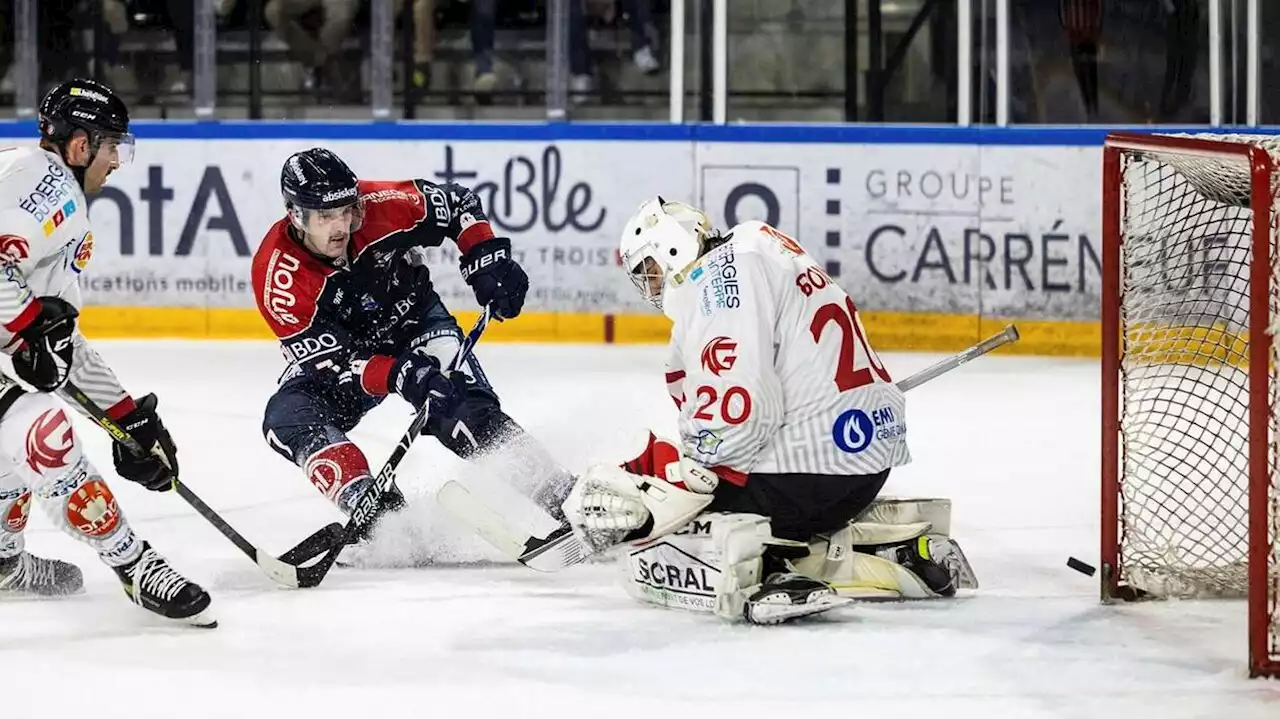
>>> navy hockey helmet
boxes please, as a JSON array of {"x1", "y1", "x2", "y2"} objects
[
  {"x1": 280, "y1": 147, "x2": 364, "y2": 236},
  {"x1": 38, "y1": 79, "x2": 135, "y2": 166}
]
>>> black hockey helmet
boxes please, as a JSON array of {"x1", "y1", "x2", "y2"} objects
[
  {"x1": 38, "y1": 78, "x2": 134, "y2": 166},
  {"x1": 280, "y1": 147, "x2": 364, "y2": 237}
]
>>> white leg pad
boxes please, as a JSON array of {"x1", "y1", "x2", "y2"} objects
[
  {"x1": 617, "y1": 512, "x2": 769, "y2": 621},
  {"x1": 855, "y1": 497, "x2": 952, "y2": 536},
  {"x1": 848, "y1": 520, "x2": 935, "y2": 546},
  {"x1": 790, "y1": 524, "x2": 941, "y2": 600}
]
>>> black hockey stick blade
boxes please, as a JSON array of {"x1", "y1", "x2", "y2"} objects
[
  {"x1": 517, "y1": 523, "x2": 588, "y2": 572},
  {"x1": 279, "y1": 522, "x2": 347, "y2": 565},
  {"x1": 279, "y1": 307, "x2": 495, "y2": 588}
]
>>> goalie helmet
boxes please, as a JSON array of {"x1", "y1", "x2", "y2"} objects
[{"x1": 618, "y1": 197, "x2": 713, "y2": 310}]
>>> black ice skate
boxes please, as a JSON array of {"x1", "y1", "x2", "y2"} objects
[
  {"x1": 873, "y1": 535, "x2": 978, "y2": 597},
  {"x1": 0, "y1": 551, "x2": 84, "y2": 596},
  {"x1": 113, "y1": 543, "x2": 215, "y2": 628},
  {"x1": 743, "y1": 572, "x2": 851, "y2": 625}
]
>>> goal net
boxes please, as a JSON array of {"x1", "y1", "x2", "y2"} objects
[{"x1": 1102, "y1": 132, "x2": 1279, "y2": 678}]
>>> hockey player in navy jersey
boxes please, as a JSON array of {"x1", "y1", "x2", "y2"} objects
[{"x1": 252, "y1": 148, "x2": 567, "y2": 546}]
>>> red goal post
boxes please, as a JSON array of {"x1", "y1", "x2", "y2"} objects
[{"x1": 1101, "y1": 131, "x2": 1279, "y2": 678}]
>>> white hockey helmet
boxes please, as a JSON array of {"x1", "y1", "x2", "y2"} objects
[{"x1": 619, "y1": 197, "x2": 713, "y2": 309}]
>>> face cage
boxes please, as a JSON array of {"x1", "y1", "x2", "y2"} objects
[
  {"x1": 290, "y1": 199, "x2": 366, "y2": 237},
  {"x1": 627, "y1": 255, "x2": 666, "y2": 310}
]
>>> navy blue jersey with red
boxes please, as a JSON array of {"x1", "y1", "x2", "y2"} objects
[{"x1": 251, "y1": 178, "x2": 495, "y2": 397}]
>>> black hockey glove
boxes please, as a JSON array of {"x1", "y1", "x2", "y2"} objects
[
  {"x1": 390, "y1": 347, "x2": 466, "y2": 419},
  {"x1": 112, "y1": 394, "x2": 180, "y2": 492},
  {"x1": 459, "y1": 238, "x2": 528, "y2": 321},
  {"x1": 11, "y1": 296, "x2": 79, "y2": 392}
]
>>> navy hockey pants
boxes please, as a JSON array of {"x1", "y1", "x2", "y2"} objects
[{"x1": 261, "y1": 304, "x2": 515, "y2": 468}]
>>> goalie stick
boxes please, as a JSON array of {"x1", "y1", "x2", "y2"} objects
[
  {"x1": 280, "y1": 305, "x2": 494, "y2": 588},
  {"x1": 60, "y1": 381, "x2": 343, "y2": 589},
  {"x1": 438, "y1": 323, "x2": 1022, "y2": 573}
]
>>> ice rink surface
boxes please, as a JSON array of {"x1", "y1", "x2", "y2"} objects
[{"x1": 3, "y1": 340, "x2": 1278, "y2": 718}]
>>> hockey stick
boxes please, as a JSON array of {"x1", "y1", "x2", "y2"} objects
[
  {"x1": 895, "y1": 324, "x2": 1020, "y2": 392},
  {"x1": 437, "y1": 481, "x2": 586, "y2": 572},
  {"x1": 284, "y1": 305, "x2": 494, "y2": 588},
  {"x1": 59, "y1": 381, "x2": 341, "y2": 588},
  {"x1": 436, "y1": 323, "x2": 1024, "y2": 573}
]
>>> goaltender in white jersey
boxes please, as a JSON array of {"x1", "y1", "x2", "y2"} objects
[
  {"x1": 0, "y1": 79, "x2": 213, "y2": 626},
  {"x1": 661, "y1": 218, "x2": 909, "y2": 479},
  {"x1": 560, "y1": 198, "x2": 976, "y2": 626}
]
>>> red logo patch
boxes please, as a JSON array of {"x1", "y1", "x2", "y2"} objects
[
  {"x1": 0, "y1": 235, "x2": 30, "y2": 265},
  {"x1": 761, "y1": 224, "x2": 805, "y2": 255},
  {"x1": 71, "y1": 232, "x2": 94, "y2": 273},
  {"x1": 26, "y1": 409, "x2": 74, "y2": 473},
  {"x1": 700, "y1": 336, "x2": 738, "y2": 376},
  {"x1": 66, "y1": 479, "x2": 119, "y2": 538},
  {"x1": 307, "y1": 456, "x2": 344, "y2": 501},
  {"x1": 304, "y1": 442, "x2": 370, "y2": 503},
  {"x1": 4, "y1": 491, "x2": 31, "y2": 532}
]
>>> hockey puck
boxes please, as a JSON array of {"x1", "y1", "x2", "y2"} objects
[{"x1": 1067, "y1": 556, "x2": 1096, "y2": 577}]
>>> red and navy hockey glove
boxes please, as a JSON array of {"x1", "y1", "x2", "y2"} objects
[
  {"x1": 389, "y1": 347, "x2": 467, "y2": 420},
  {"x1": 459, "y1": 238, "x2": 528, "y2": 321}
]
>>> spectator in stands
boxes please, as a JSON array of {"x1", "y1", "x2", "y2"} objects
[
  {"x1": 161, "y1": 0, "x2": 237, "y2": 97},
  {"x1": 392, "y1": 0, "x2": 437, "y2": 92},
  {"x1": 265, "y1": 0, "x2": 361, "y2": 94},
  {"x1": 569, "y1": 0, "x2": 661, "y2": 103},
  {"x1": 468, "y1": 0, "x2": 498, "y2": 103}
]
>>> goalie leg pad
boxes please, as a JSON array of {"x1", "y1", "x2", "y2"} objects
[
  {"x1": 855, "y1": 497, "x2": 952, "y2": 536},
  {"x1": 791, "y1": 522, "x2": 978, "y2": 599},
  {"x1": 618, "y1": 512, "x2": 768, "y2": 621}
]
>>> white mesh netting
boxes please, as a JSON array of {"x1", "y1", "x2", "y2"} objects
[{"x1": 1115, "y1": 133, "x2": 1279, "y2": 669}]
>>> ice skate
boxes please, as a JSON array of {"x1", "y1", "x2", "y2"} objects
[
  {"x1": 113, "y1": 543, "x2": 215, "y2": 628},
  {"x1": 0, "y1": 551, "x2": 83, "y2": 596},
  {"x1": 743, "y1": 572, "x2": 852, "y2": 625}
]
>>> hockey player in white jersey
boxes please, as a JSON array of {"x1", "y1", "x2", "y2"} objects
[
  {"x1": 560, "y1": 198, "x2": 975, "y2": 625},
  {"x1": 0, "y1": 79, "x2": 213, "y2": 627}
]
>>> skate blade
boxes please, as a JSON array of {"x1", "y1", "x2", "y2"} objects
[
  {"x1": 933, "y1": 537, "x2": 979, "y2": 590},
  {"x1": 181, "y1": 608, "x2": 218, "y2": 629},
  {"x1": 745, "y1": 593, "x2": 852, "y2": 625}
]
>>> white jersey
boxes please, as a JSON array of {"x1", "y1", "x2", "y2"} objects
[
  {"x1": 662, "y1": 221, "x2": 909, "y2": 480},
  {"x1": 0, "y1": 146, "x2": 130, "y2": 414}
]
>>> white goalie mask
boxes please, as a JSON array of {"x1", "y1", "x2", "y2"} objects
[{"x1": 618, "y1": 197, "x2": 713, "y2": 310}]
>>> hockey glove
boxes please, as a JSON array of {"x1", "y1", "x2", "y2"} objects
[
  {"x1": 11, "y1": 296, "x2": 78, "y2": 392},
  {"x1": 459, "y1": 238, "x2": 528, "y2": 321},
  {"x1": 390, "y1": 348, "x2": 466, "y2": 419},
  {"x1": 112, "y1": 394, "x2": 180, "y2": 492}
]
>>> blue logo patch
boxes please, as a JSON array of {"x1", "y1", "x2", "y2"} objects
[
  {"x1": 832, "y1": 409, "x2": 874, "y2": 454},
  {"x1": 833, "y1": 405, "x2": 905, "y2": 454}
]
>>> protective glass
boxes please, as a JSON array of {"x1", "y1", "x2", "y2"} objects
[
  {"x1": 97, "y1": 133, "x2": 135, "y2": 166},
  {"x1": 292, "y1": 200, "x2": 366, "y2": 237}
]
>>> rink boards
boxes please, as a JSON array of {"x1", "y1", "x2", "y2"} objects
[{"x1": 1, "y1": 121, "x2": 1275, "y2": 356}]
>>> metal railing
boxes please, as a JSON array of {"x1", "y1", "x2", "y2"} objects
[{"x1": 5, "y1": 0, "x2": 1272, "y2": 126}]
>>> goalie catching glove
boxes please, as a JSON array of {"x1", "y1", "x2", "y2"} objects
[{"x1": 561, "y1": 435, "x2": 719, "y2": 552}]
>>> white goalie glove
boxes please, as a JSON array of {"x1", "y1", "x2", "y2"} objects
[{"x1": 562, "y1": 448, "x2": 720, "y2": 553}]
